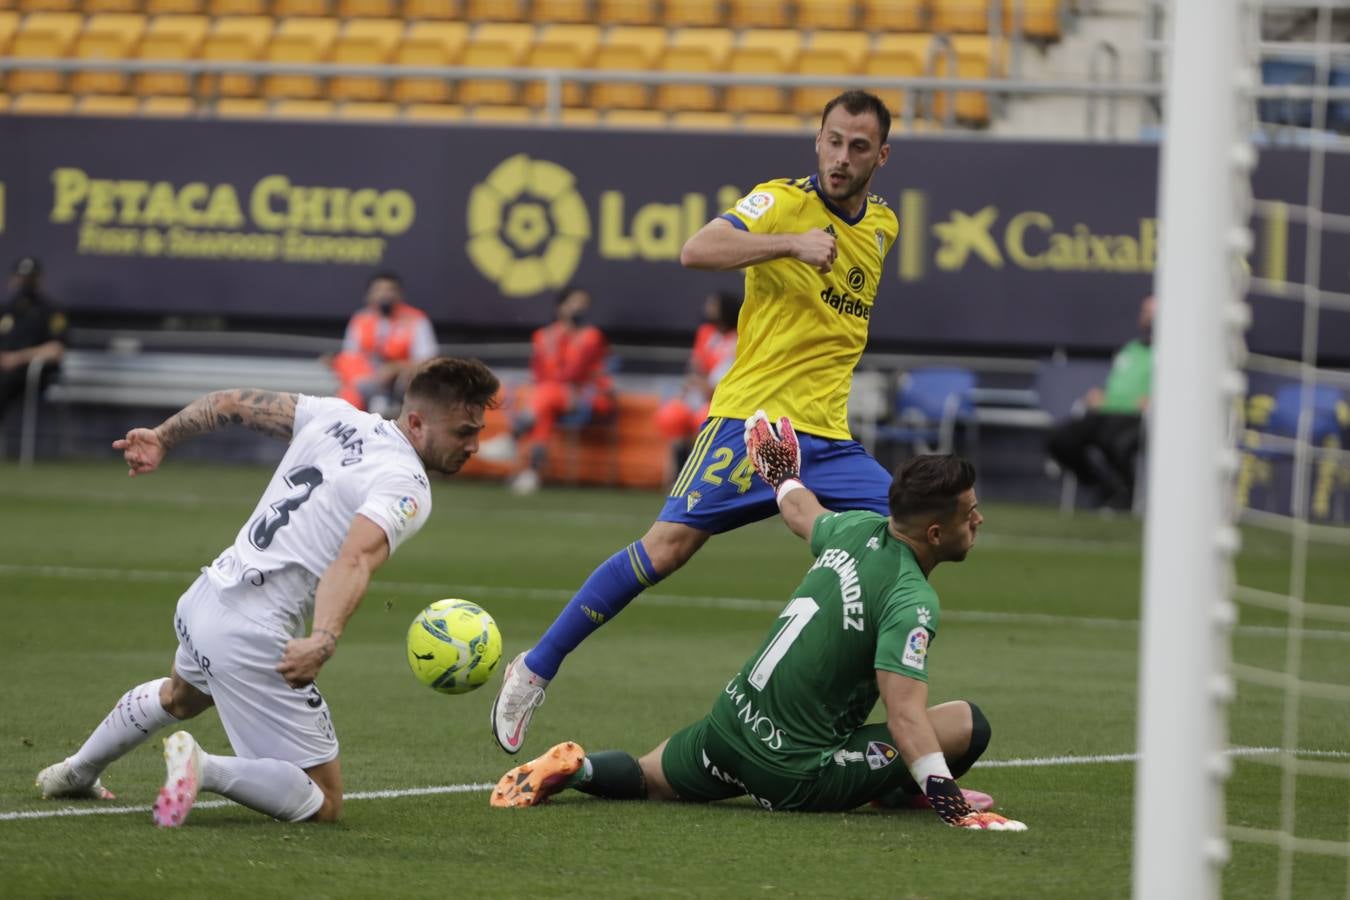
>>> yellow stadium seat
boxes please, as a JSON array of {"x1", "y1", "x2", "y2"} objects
[
  {"x1": 532, "y1": 0, "x2": 590, "y2": 23},
  {"x1": 402, "y1": 0, "x2": 459, "y2": 19},
  {"x1": 471, "y1": 103, "x2": 535, "y2": 122},
  {"x1": 8, "y1": 13, "x2": 83, "y2": 94},
  {"x1": 728, "y1": 0, "x2": 789, "y2": 28},
  {"x1": 723, "y1": 31, "x2": 798, "y2": 114},
  {"x1": 201, "y1": 16, "x2": 274, "y2": 98},
  {"x1": 274, "y1": 0, "x2": 332, "y2": 16},
  {"x1": 655, "y1": 29, "x2": 732, "y2": 113},
  {"x1": 12, "y1": 91, "x2": 76, "y2": 113},
  {"x1": 556, "y1": 105, "x2": 599, "y2": 125},
  {"x1": 939, "y1": 35, "x2": 1002, "y2": 123},
  {"x1": 262, "y1": 18, "x2": 339, "y2": 99},
  {"x1": 208, "y1": 0, "x2": 266, "y2": 15},
  {"x1": 72, "y1": 13, "x2": 146, "y2": 95},
  {"x1": 864, "y1": 34, "x2": 927, "y2": 115},
  {"x1": 740, "y1": 111, "x2": 808, "y2": 131},
  {"x1": 797, "y1": 0, "x2": 857, "y2": 30},
  {"x1": 791, "y1": 47, "x2": 857, "y2": 117},
  {"x1": 589, "y1": 25, "x2": 663, "y2": 110},
  {"x1": 146, "y1": 0, "x2": 205, "y2": 14},
  {"x1": 808, "y1": 31, "x2": 869, "y2": 70},
  {"x1": 214, "y1": 95, "x2": 268, "y2": 116},
  {"x1": 456, "y1": 22, "x2": 532, "y2": 106},
  {"x1": 76, "y1": 92, "x2": 139, "y2": 114},
  {"x1": 521, "y1": 23, "x2": 598, "y2": 108},
  {"x1": 85, "y1": 0, "x2": 142, "y2": 13},
  {"x1": 663, "y1": 0, "x2": 722, "y2": 27},
  {"x1": 463, "y1": 0, "x2": 526, "y2": 21},
  {"x1": 0, "y1": 11, "x2": 20, "y2": 51},
  {"x1": 141, "y1": 94, "x2": 196, "y2": 114},
  {"x1": 404, "y1": 102, "x2": 465, "y2": 121},
  {"x1": 931, "y1": 0, "x2": 988, "y2": 33},
  {"x1": 670, "y1": 109, "x2": 734, "y2": 129},
  {"x1": 596, "y1": 0, "x2": 657, "y2": 25},
  {"x1": 135, "y1": 15, "x2": 208, "y2": 96},
  {"x1": 19, "y1": 0, "x2": 78, "y2": 12},
  {"x1": 337, "y1": 0, "x2": 395, "y2": 16},
  {"x1": 604, "y1": 108, "x2": 666, "y2": 128},
  {"x1": 0, "y1": 94, "x2": 10, "y2": 111},
  {"x1": 273, "y1": 97, "x2": 335, "y2": 117},
  {"x1": 329, "y1": 19, "x2": 402, "y2": 101},
  {"x1": 1005, "y1": 0, "x2": 1060, "y2": 40},
  {"x1": 337, "y1": 99, "x2": 398, "y2": 118},
  {"x1": 392, "y1": 21, "x2": 466, "y2": 103},
  {"x1": 860, "y1": 0, "x2": 925, "y2": 32}
]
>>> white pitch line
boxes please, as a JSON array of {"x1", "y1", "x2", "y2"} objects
[
  {"x1": 4, "y1": 749, "x2": 1347, "y2": 823},
  {"x1": 2, "y1": 563, "x2": 1349, "y2": 642}
]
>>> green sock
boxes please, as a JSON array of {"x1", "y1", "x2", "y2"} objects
[{"x1": 569, "y1": 751, "x2": 646, "y2": 800}]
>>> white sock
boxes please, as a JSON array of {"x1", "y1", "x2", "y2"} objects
[
  {"x1": 200, "y1": 754, "x2": 326, "y2": 822},
  {"x1": 68, "y1": 678, "x2": 177, "y2": 782}
]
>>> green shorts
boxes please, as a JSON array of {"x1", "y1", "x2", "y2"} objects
[{"x1": 661, "y1": 717, "x2": 916, "y2": 812}]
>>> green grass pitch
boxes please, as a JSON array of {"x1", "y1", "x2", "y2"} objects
[{"x1": 1, "y1": 462, "x2": 1345, "y2": 898}]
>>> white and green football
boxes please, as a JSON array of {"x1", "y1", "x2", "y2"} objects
[{"x1": 405, "y1": 599, "x2": 503, "y2": 695}]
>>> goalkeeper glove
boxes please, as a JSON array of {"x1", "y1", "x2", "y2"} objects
[
  {"x1": 924, "y1": 775, "x2": 1028, "y2": 831},
  {"x1": 743, "y1": 410, "x2": 801, "y2": 491}
]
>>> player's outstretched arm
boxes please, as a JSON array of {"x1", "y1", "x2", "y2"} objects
[
  {"x1": 112, "y1": 389, "x2": 298, "y2": 476},
  {"x1": 277, "y1": 513, "x2": 391, "y2": 688},
  {"x1": 680, "y1": 218, "x2": 836, "y2": 273},
  {"x1": 743, "y1": 410, "x2": 826, "y2": 540},
  {"x1": 878, "y1": 670, "x2": 1027, "y2": 832}
]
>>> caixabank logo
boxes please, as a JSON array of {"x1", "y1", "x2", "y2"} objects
[
  {"x1": 896, "y1": 189, "x2": 1291, "y2": 284},
  {"x1": 466, "y1": 153, "x2": 744, "y2": 298}
]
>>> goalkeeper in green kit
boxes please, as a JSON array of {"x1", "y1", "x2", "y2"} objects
[{"x1": 491, "y1": 411, "x2": 1027, "y2": 831}]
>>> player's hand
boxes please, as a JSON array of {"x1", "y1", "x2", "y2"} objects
[
  {"x1": 743, "y1": 410, "x2": 801, "y2": 488},
  {"x1": 276, "y1": 634, "x2": 334, "y2": 688},
  {"x1": 791, "y1": 229, "x2": 837, "y2": 273},
  {"x1": 112, "y1": 427, "x2": 166, "y2": 477},
  {"x1": 952, "y1": 811, "x2": 1029, "y2": 832}
]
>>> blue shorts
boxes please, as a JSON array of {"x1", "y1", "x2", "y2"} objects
[{"x1": 659, "y1": 417, "x2": 891, "y2": 534}]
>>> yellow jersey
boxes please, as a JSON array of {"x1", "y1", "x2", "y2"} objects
[{"x1": 707, "y1": 175, "x2": 899, "y2": 440}]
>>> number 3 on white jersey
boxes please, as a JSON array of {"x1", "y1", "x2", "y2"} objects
[{"x1": 747, "y1": 596, "x2": 819, "y2": 690}]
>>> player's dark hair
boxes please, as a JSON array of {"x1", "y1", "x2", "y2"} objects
[
  {"x1": 713, "y1": 292, "x2": 742, "y2": 330},
  {"x1": 367, "y1": 269, "x2": 403, "y2": 289},
  {"x1": 821, "y1": 90, "x2": 892, "y2": 143},
  {"x1": 888, "y1": 454, "x2": 976, "y2": 522},
  {"x1": 555, "y1": 285, "x2": 588, "y2": 306},
  {"x1": 404, "y1": 357, "x2": 501, "y2": 411}
]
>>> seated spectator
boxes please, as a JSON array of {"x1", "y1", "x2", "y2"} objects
[
  {"x1": 480, "y1": 287, "x2": 614, "y2": 494},
  {"x1": 0, "y1": 257, "x2": 67, "y2": 424},
  {"x1": 330, "y1": 271, "x2": 437, "y2": 415},
  {"x1": 653, "y1": 292, "x2": 741, "y2": 479},
  {"x1": 1047, "y1": 295, "x2": 1155, "y2": 510}
]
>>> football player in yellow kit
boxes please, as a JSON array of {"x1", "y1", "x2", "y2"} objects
[{"x1": 493, "y1": 90, "x2": 901, "y2": 754}]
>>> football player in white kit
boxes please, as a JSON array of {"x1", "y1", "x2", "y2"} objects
[{"x1": 35, "y1": 357, "x2": 500, "y2": 826}]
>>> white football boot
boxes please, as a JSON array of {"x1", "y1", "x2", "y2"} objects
[
  {"x1": 152, "y1": 731, "x2": 204, "y2": 828},
  {"x1": 35, "y1": 759, "x2": 116, "y2": 801},
  {"x1": 490, "y1": 652, "x2": 549, "y2": 754}
]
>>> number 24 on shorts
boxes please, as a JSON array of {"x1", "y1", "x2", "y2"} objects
[{"x1": 700, "y1": 448, "x2": 756, "y2": 494}]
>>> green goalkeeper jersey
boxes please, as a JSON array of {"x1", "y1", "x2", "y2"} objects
[{"x1": 707, "y1": 510, "x2": 941, "y2": 779}]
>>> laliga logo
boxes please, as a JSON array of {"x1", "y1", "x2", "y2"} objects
[{"x1": 466, "y1": 154, "x2": 591, "y2": 298}]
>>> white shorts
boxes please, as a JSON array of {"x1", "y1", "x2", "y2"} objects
[{"x1": 172, "y1": 573, "x2": 339, "y2": 769}]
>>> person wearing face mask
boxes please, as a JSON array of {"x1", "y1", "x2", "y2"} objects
[
  {"x1": 653, "y1": 292, "x2": 741, "y2": 481},
  {"x1": 1046, "y1": 294, "x2": 1156, "y2": 511},
  {"x1": 330, "y1": 271, "x2": 438, "y2": 415},
  {"x1": 0, "y1": 257, "x2": 68, "y2": 425},
  {"x1": 478, "y1": 286, "x2": 614, "y2": 495}
]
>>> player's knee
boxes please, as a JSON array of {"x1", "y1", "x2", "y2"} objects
[
  {"x1": 161, "y1": 675, "x2": 212, "y2": 720},
  {"x1": 640, "y1": 523, "x2": 708, "y2": 574},
  {"x1": 964, "y1": 701, "x2": 991, "y2": 762}
]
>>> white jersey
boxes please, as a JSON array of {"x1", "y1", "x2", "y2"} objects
[{"x1": 205, "y1": 395, "x2": 432, "y2": 637}]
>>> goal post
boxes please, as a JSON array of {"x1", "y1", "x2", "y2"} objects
[{"x1": 1131, "y1": 1, "x2": 1254, "y2": 897}]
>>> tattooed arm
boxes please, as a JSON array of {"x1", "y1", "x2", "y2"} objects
[{"x1": 112, "y1": 389, "x2": 298, "y2": 477}]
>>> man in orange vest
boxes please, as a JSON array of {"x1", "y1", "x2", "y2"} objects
[
  {"x1": 653, "y1": 292, "x2": 741, "y2": 481},
  {"x1": 330, "y1": 271, "x2": 438, "y2": 415},
  {"x1": 480, "y1": 287, "x2": 614, "y2": 494}
]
